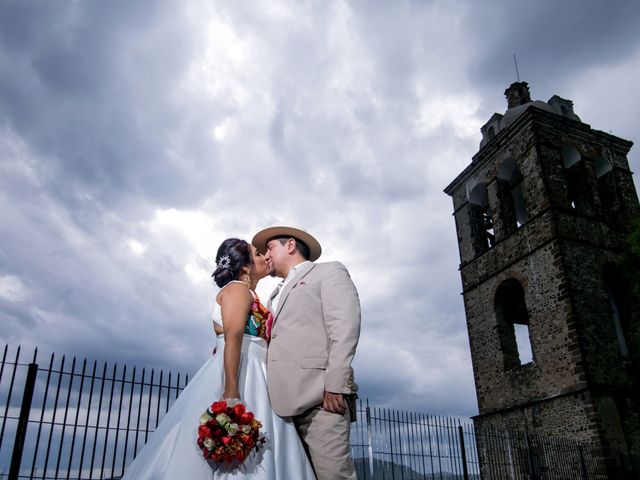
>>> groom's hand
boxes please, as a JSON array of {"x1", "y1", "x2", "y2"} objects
[{"x1": 323, "y1": 391, "x2": 347, "y2": 414}]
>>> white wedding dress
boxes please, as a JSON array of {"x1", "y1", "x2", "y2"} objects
[{"x1": 122, "y1": 289, "x2": 316, "y2": 479}]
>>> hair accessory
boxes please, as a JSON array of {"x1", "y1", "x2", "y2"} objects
[{"x1": 216, "y1": 254, "x2": 231, "y2": 270}]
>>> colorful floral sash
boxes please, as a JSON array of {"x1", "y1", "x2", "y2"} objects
[{"x1": 244, "y1": 294, "x2": 273, "y2": 342}]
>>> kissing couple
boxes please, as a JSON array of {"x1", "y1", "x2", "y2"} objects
[{"x1": 123, "y1": 226, "x2": 362, "y2": 480}]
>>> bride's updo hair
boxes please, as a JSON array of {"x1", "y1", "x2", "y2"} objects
[{"x1": 212, "y1": 238, "x2": 253, "y2": 288}]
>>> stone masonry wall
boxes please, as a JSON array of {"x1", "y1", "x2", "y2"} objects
[
  {"x1": 474, "y1": 389, "x2": 602, "y2": 443},
  {"x1": 464, "y1": 238, "x2": 584, "y2": 414}
]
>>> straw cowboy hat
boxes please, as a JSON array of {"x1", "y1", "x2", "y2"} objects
[{"x1": 252, "y1": 226, "x2": 322, "y2": 261}]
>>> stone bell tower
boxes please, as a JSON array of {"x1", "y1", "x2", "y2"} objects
[{"x1": 444, "y1": 82, "x2": 640, "y2": 477}]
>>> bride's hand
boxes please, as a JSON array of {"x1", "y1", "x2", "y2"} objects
[{"x1": 222, "y1": 389, "x2": 241, "y2": 401}]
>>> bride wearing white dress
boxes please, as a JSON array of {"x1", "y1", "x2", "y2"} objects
[{"x1": 122, "y1": 238, "x2": 316, "y2": 479}]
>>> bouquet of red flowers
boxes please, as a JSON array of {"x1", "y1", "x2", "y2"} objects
[{"x1": 197, "y1": 399, "x2": 265, "y2": 464}]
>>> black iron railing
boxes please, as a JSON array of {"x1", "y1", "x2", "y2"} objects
[
  {"x1": 351, "y1": 405, "x2": 481, "y2": 479},
  {"x1": 0, "y1": 345, "x2": 188, "y2": 479},
  {"x1": 0, "y1": 344, "x2": 630, "y2": 479}
]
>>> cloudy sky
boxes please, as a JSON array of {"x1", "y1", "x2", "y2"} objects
[{"x1": 1, "y1": 0, "x2": 639, "y2": 418}]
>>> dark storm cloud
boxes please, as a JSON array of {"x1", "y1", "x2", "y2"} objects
[
  {"x1": 465, "y1": 1, "x2": 640, "y2": 98},
  {"x1": 0, "y1": 0, "x2": 221, "y2": 213},
  {"x1": 0, "y1": 0, "x2": 218, "y2": 370}
]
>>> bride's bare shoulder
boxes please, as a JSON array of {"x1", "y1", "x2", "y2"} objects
[{"x1": 217, "y1": 281, "x2": 252, "y2": 305}]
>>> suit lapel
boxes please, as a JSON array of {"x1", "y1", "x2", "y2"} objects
[
  {"x1": 274, "y1": 262, "x2": 316, "y2": 318},
  {"x1": 267, "y1": 282, "x2": 281, "y2": 312}
]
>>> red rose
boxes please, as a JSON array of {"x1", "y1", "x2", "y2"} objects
[
  {"x1": 198, "y1": 425, "x2": 211, "y2": 438},
  {"x1": 222, "y1": 436, "x2": 232, "y2": 445},
  {"x1": 240, "y1": 412, "x2": 254, "y2": 423},
  {"x1": 211, "y1": 401, "x2": 227, "y2": 414},
  {"x1": 233, "y1": 403, "x2": 246, "y2": 416}
]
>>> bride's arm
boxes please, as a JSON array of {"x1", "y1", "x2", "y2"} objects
[{"x1": 219, "y1": 284, "x2": 253, "y2": 400}]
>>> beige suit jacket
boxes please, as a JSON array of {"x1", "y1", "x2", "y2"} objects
[{"x1": 267, "y1": 261, "x2": 361, "y2": 417}]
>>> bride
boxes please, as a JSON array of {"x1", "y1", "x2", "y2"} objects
[{"x1": 122, "y1": 238, "x2": 316, "y2": 479}]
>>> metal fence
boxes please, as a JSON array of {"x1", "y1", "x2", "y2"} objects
[
  {"x1": 351, "y1": 405, "x2": 480, "y2": 479},
  {"x1": 0, "y1": 344, "x2": 624, "y2": 479},
  {"x1": 350, "y1": 406, "x2": 622, "y2": 480},
  {"x1": 0, "y1": 345, "x2": 188, "y2": 480},
  {"x1": 474, "y1": 426, "x2": 617, "y2": 480}
]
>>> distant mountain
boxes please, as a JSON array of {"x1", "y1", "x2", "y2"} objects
[{"x1": 354, "y1": 457, "x2": 480, "y2": 480}]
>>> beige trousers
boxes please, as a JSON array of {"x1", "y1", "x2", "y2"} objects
[{"x1": 293, "y1": 406, "x2": 356, "y2": 480}]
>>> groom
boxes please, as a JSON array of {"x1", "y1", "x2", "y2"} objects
[{"x1": 252, "y1": 226, "x2": 361, "y2": 480}]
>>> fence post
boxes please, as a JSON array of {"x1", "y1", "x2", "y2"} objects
[
  {"x1": 458, "y1": 424, "x2": 469, "y2": 480},
  {"x1": 366, "y1": 403, "x2": 374, "y2": 479},
  {"x1": 578, "y1": 445, "x2": 588, "y2": 480},
  {"x1": 525, "y1": 433, "x2": 540, "y2": 480},
  {"x1": 9, "y1": 362, "x2": 38, "y2": 480}
]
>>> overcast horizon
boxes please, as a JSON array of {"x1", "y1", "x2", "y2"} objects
[{"x1": 1, "y1": 0, "x2": 639, "y2": 417}]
